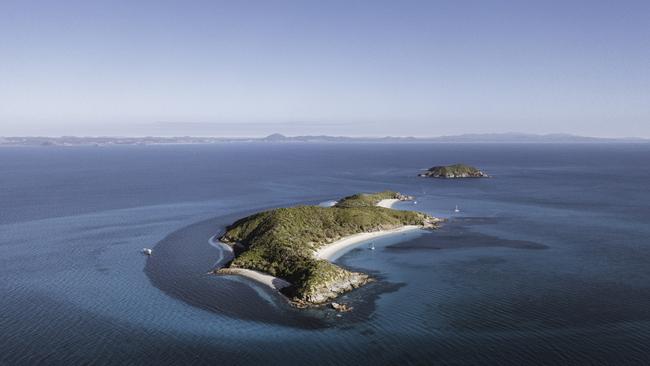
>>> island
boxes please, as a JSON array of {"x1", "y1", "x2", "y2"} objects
[
  {"x1": 215, "y1": 191, "x2": 441, "y2": 306},
  {"x1": 418, "y1": 164, "x2": 488, "y2": 178}
]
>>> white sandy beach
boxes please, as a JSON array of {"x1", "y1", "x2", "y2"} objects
[
  {"x1": 314, "y1": 198, "x2": 418, "y2": 260},
  {"x1": 314, "y1": 225, "x2": 420, "y2": 261},
  {"x1": 376, "y1": 198, "x2": 400, "y2": 208},
  {"x1": 218, "y1": 268, "x2": 291, "y2": 290}
]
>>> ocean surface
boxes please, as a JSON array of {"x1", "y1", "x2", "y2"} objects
[{"x1": 1, "y1": 143, "x2": 649, "y2": 365}]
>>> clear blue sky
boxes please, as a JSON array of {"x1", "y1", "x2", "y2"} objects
[{"x1": 1, "y1": 0, "x2": 648, "y2": 137}]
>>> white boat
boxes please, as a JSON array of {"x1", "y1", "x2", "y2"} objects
[
  {"x1": 142, "y1": 248, "x2": 153, "y2": 256},
  {"x1": 413, "y1": 201, "x2": 418, "y2": 205},
  {"x1": 369, "y1": 243, "x2": 375, "y2": 250},
  {"x1": 454, "y1": 205, "x2": 460, "y2": 213}
]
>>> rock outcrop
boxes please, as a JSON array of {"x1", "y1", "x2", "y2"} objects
[
  {"x1": 331, "y1": 302, "x2": 353, "y2": 312},
  {"x1": 395, "y1": 192, "x2": 415, "y2": 201},
  {"x1": 298, "y1": 270, "x2": 372, "y2": 305}
]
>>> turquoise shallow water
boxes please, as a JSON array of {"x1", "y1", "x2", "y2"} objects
[{"x1": 1, "y1": 143, "x2": 649, "y2": 365}]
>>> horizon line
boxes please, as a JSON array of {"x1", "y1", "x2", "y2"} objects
[{"x1": 1, "y1": 132, "x2": 648, "y2": 141}]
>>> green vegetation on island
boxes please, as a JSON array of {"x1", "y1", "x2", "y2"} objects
[
  {"x1": 419, "y1": 164, "x2": 488, "y2": 178},
  {"x1": 218, "y1": 191, "x2": 439, "y2": 305}
]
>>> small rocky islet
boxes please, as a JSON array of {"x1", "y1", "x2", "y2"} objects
[
  {"x1": 216, "y1": 191, "x2": 440, "y2": 307},
  {"x1": 419, "y1": 164, "x2": 489, "y2": 178}
]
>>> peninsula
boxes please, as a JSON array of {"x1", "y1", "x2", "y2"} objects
[
  {"x1": 419, "y1": 164, "x2": 489, "y2": 178},
  {"x1": 216, "y1": 191, "x2": 440, "y2": 306}
]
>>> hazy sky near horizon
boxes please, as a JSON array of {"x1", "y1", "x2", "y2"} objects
[{"x1": 1, "y1": 0, "x2": 649, "y2": 137}]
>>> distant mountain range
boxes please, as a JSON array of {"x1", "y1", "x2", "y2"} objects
[
  {"x1": 0, "y1": 133, "x2": 646, "y2": 146},
  {"x1": 260, "y1": 133, "x2": 647, "y2": 143}
]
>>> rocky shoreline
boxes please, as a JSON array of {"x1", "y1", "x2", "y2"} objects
[{"x1": 291, "y1": 270, "x2": 373, "y2": 307}]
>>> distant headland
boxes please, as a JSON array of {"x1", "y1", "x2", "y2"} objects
[
  {"x1": 214, "y1": 191, "x2": 441, "y2": 307},
  {"x1": 419, "y1": 164, "x2": 489, "y2": 179}
]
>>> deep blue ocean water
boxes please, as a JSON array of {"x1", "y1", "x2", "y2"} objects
[{"x1": 1, "y1": 143, "x2": 649, "y2": 365}]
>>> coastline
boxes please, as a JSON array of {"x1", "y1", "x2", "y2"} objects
[
  {"x1": 214, "y1": 196, "x2": 426, "y2": 301},
  {"x1": 217, "y1": 268, "x2": 291, "y2": 290},
  {"x1": 210, "y1": 235, "x2": 293, "y2": 290},
  {"x1": 314, "y1": 225, "x2": 420, "y2": 261}
]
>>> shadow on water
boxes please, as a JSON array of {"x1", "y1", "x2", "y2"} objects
[
  {"x1": 144, "y1": 206, "x2": 322, "y2": 328},
  {"x1": 386, "y1": 217, "x2": 549, "y2": 251},
  {"x1": 144, "y1": 205, "x2": 404, "y2": 329}
]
